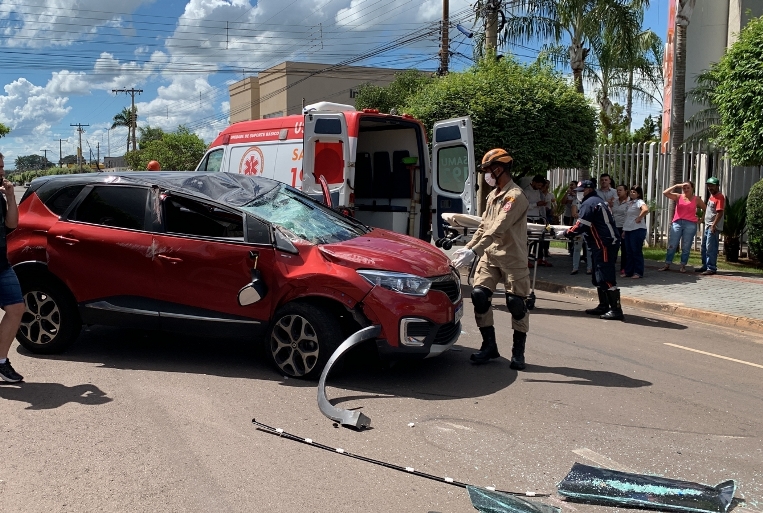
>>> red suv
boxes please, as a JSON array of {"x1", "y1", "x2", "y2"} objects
[{"x1": 9, "y1": 172, "x2": 462, "y2": 378}]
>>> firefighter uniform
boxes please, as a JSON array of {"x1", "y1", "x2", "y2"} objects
[{"x1": 466, "y1": 178, "x2": 530, "y2": 333}]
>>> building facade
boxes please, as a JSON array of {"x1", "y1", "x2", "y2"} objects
[{"x1": 229, "y1": 61, "x2": 404, "y2": 123}]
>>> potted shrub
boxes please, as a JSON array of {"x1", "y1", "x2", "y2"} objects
[{"x1": 721, "y1": 195, "x2": 748, "y2": 262}]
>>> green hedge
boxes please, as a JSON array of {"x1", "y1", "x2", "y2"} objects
[{"x1": 748, "y1": 179, "x2": 763, "y2": 262}]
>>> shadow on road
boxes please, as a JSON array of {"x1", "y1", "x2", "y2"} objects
[
  {"x1": 528, "y1": 307, "x2": 688, "y2": 330},
  {"x1": 16, "y1": 327, "x2": 517, "y2": 401},
  {"x1": 521, "y1": 365, "x2": 652, "y2": 388},
  {"x1": 0, "y1": 382, "x2": 112, "y2": 410}
]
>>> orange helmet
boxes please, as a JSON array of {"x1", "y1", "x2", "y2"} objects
[
  {"x1": 146, "y1": 160, "x2": 161, "y2": 171},
  {"x1": 478, "y1": 148, "x2": 513, "y2": 170}
]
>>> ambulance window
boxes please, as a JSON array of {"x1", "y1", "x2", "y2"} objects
[
  {"x1": 198, "y1": 149, "x2": 224, "y2": 172},
  {"x1": 314, "y1": 119, "x2": 342, "y2": 134},
  {"x1": 437, "y1": 146, "x2": 468, "y2": 194},
  {"x1": 435, "y1": 125, "x2": 461, "y2": 142}
]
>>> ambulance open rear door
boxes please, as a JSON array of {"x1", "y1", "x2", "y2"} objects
[
  {"x1": 302, "y1": 111, "x2": 350, "y2": 206},
  {"x1": 431, "y1": 117, "x2": 476, "y2": 239}
]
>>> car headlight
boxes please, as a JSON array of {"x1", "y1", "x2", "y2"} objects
[{"x1": 357, "y1": 270, "x2": 431, "y2": 296}]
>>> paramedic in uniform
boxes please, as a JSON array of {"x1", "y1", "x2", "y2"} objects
[
  {"x1": 450, "y1": 149, "x2": 531, "y2": 370},
  {"x1": 564, "y1": 180, "x2": 624, "y2": 320}
]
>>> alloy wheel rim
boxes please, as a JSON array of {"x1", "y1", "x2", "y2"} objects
[
  {"x1": 19, "y1": 290, "x2": 61, "y2": 345},
  {"x1": 270, "y1": 314, "x2": 319, "y2": 377}
]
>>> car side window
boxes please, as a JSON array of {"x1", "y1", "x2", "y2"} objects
[
  {"x1": 163, "y1": 196, "x2": 244, "y2": 240},
  {"x1": 70, "y1": 186, "x2": 148, "y2": 230},
  {"x1": 43, "y1": 184, "x2": 86, "y2": 215}
]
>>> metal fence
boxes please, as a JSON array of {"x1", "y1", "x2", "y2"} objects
[{"x1": 548, "y1": 142, "x2": 763, "y2": 248}]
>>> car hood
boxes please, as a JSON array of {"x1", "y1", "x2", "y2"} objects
[{"x1": 319, "y1": 229, "x2": 452, "y2": 277}]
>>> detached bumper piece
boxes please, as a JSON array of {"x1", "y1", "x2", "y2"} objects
[
  {"x1": 467, "y1": 486, "x2": 559, "y2": 513},
  {"x1": 317, "y1": 325, "x2": 381, "y2": 430},
  {"x1": 557, "y1": 463, "x2": 736, "y2": 513}
]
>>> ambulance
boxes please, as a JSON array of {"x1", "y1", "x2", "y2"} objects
[{"x1": 195, "y1": 102, "x2": 476, "y2": 241}]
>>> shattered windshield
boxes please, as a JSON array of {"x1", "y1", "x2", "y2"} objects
[{"x1": 242, "y1": 185, "x2": 367, "y2": 244}]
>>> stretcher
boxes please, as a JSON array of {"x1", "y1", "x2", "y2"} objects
[{"x1": 436, "y1": 213, "x2": 570, "y2": 310}]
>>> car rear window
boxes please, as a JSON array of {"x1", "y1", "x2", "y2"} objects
[{"x1": 70, "y1": 186, "x2": 148, "y2": 230}]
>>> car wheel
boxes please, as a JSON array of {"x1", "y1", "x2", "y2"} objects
[
  {"x1": 17, "y1": 275, "x2": 81, "y2": 354},
  {"x1": 269, "y1": 302, "x2": 342, "y2": 379}
]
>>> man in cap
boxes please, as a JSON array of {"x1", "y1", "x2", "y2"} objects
[
  {"x1": 564, "y1": 179, "x2": 624, "y2": 320},
  {"x1": 696, "y1": 176, "x2": 724, "y2": 275},
  {"x1": 450, "y1": 149, "x2": 531, "y2": 369}
]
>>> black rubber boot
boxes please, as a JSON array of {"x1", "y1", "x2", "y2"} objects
[
  {"x1": 585, "y1": 287, "x2": 609, "y2": 315},
  {"x1": 471, "y1": 326, "x2": 500, "y2": 364},
  {"x1": 601, "y1": 289, "x2": 625, "y2": 320},
  {"x1": 509, "y1": 331, "x2": 526, "y2": 370}
]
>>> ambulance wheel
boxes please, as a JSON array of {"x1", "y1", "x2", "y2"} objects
[{"x1": 442, "y1": 240, "x2": 453, "y2": 250}]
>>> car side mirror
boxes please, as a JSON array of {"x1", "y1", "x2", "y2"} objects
[{"x1": 238, "y1": 269, "x2": 268, "y2": 306}]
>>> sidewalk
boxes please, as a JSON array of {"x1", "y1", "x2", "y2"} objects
[{"x1": 531, "y1": 247, "x2": 763, "y2": 334}]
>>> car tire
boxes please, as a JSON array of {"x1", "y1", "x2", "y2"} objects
[
  {"x1": 268, "y1": 302, "x2": 342, "y2": 380},
  {"x1": 17, "y1": 275, "x2": 81, "y2": 354}
]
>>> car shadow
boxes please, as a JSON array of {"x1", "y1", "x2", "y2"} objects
[
  {"x1": 16, "y1": 327, "x2": 519, "y2": 401},
  {"x1": 0, "y1": 382, "x2": 112, "y2": 410},
  {"x1": 521, "y1": 365, "x2": 652, "y2": 388}
]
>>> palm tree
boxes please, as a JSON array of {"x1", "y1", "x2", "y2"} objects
[
  {"x1": 670, "y1": 0, "x2": 697, "y2": 187},
  {"x1": 475, "y1": 0, "x2": 647, "y2": 95},
  {"x1": 111, "y1": 108, "x2": 132, "y2": 154}
]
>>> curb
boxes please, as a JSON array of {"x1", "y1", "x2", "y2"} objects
[{"x1": 534, "y1": 279, "x2": 763, "y2": 335}]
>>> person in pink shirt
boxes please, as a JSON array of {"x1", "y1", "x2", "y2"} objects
[{"x1": 658, "y1": 181, "x2": 706, "y2": 273}]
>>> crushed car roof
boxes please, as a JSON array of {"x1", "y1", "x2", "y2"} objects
[{"x1": 29, "y1": 172, "x2": 279, "y2": 208}]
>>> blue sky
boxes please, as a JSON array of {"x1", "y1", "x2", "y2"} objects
[{"x1": 0, "y1": 0, "x2": 667, "y2": 169}]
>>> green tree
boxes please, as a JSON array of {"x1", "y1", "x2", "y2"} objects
[
  {"x1": 598, "y1": 103, "x2": 631, "y2": 144},
  {"x1": 669, "y1": 0, "x2": 697, "y2": 189},
  {"x1": 712, "y1": 14, "x2": 763, "y2": 166},
  {"x1": 111, "y1": 107, "x2": 133, "y2": 153},
  {"x1": 14, "y1": 154, "x2": 52, "y2": 171},
  {"x1": 632, "y1": 115, "x2": 659, "y2": 144},
  {"x1": 404, "y1": 56, "x2": 597, "y2": 178},
  {"x1": 474, "y1": 0, "x2": 646, "y2": 94},
  {"x1": 354, "y1": 70, "x2": 434, "y2": 114},
  {"x1": 748, "y1": 180, "x2": 763, "y2": 263},
  {"x1": 124, "y1": 126, "x2": 207, "y2": 171},
  {"x1": 0, "y1": 123, "x2": 10, "y2": 138},
  {"x1": 138, "y1": 126, "x2": 165, "y2": 148}
]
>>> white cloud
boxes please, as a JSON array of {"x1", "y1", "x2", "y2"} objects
[
  {"x1": 0, "y1": 0, "x2": 156, "y2": 48},
  {"x1": 0, "y1": 78, "x2": 70, "y2": 137}
]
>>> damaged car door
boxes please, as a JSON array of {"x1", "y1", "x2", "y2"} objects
[
  {"x1": 150, "y1": 193, "x2": 275, "y2": 337},
  {"x1": 48, "y1": 184, "x2": 160, "y2": 329}
]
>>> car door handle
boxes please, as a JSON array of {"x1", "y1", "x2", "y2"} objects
[
  {"x1": 55, "y1": 235, "x2": 80, "y2": 245},
  {"x1": 156, "y1": 254, "x2": 183, "y2": 263}
]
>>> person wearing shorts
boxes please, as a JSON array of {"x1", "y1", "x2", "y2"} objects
[{"x1": 0, "y1": 153, "x2": 25, "y2": 383}]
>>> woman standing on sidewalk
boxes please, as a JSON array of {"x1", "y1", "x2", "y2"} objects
[
  {"x1": 611, "y1": 184, "x2": 630, "y2": 277},
  {"x1": 658, "y1": 181, "x2": 706, "y2": 273},
  {"x1": 622, "y1": 185, "x2": 649, "y2": 279}
]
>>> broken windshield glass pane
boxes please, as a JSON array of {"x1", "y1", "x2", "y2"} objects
[
  {"x1": 243, "y1": 185, "x2": 366, "y2": 244},
  {"x1": 467, "y1": 486, "x2": 560, "y2": 513},
  {"x1": 557, "y1": 463, "x2": 735, "y2": 513}
]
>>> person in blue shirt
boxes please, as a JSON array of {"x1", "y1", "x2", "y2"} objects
[{"x1": 564, "y1": 180, "x2": 624, "y2": 321}]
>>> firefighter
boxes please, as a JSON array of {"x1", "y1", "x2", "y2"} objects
[
  {"x1": 564, "y1": 179, "x2": 624, "y2": 320},
  {"x1": 146, "y1": 160, "x2": 161, "y2": 171},
  {"x1": 451, "y1": 149, "x2": 531, "y2": 369}
]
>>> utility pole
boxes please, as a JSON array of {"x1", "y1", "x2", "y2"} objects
[
  {"x1": 97, "y1": 142, "x2": 100, "y2": 171},
  {"x1": 112, "y1": 88, "x2": 143, "y2": 152},
  {"x1": 439, "y1": 0, "x2": 449, "y2": 75},
  {"x1": 59, "y1": 139, "x2": 65, "y2": 167},
  {"x1": 40, "y1": 148, "x2": 51, "y2": 168},
  {"x1": 70, "y1": 124, "x2": 89, "y2": 171}
]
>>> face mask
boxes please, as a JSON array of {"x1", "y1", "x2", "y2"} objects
[
  {"x1": 577, "y1": 192, "x2": 584, "y2": 202},
  {"x1": 484, "y1": 173, "x2": 496, "y2": 187}
]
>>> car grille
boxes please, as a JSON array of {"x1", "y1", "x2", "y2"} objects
[
  {"x1": 430, "y1": 272, "x2": 461, "y2": 303},
  {"x1": 433, "y1": 321, "x2": 461, "y2": 345}
]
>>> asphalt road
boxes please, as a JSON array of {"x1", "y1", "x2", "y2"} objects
[{"x1": 1, "y1": 289, "x2": 761, "y2": 512}]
